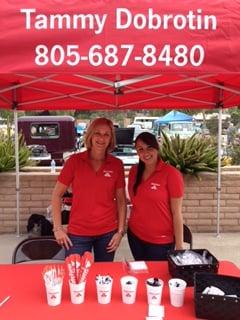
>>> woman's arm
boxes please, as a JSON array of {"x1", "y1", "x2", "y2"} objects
[
  {"x1": 116, "y1": 188, "x2": 127, "y2": 235},
  {"x1": 170, "y1": 197, "x2": 184, "y2": 250},
  {"x1": 107, "y1": 188, "x2": 127, "y2": 252},
  {"x1": 51, "y1": 181, "x2": 72, "y2": 249}
]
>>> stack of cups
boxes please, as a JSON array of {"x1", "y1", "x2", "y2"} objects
[
  {"x1": 120, "y1": 275, "x2": 138, "y2": 304},
  {"x1": 96, "y1": 275, "x2": 113, "y2": 304},
  {"x1": 146, "y1": 278, "x2": 164, "y2": 305},
  {"x1": 168, "y1": 278, "x2": 187, "y2": 307}
]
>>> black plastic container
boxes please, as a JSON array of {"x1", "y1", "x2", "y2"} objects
[
  {"x1": 167, "y1": 249, "x2": 219, "y2": 286},
  {"x1": 194, "y1": 272, "x2": 240, "y2": 320}
]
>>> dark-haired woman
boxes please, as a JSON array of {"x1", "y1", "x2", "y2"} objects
[{"x1": 127, "y1": 132, "x2": 184, "y2": 261}]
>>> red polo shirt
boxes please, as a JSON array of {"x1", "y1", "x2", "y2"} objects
[
  {"x1": 58, "y1": 151, "x2": 125, "y2": 236},
  {"x1": 128, "y1": 160, "x2": 184, "y2": 244}
]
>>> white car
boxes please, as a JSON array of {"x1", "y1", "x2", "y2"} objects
[{"x1": 127, "y1": 123, "x2": 152, "y2": 140}]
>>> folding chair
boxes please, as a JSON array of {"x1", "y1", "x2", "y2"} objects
[
  {"x1": 12, "y1": 236, "x2": 65, "y2": 264},
  {"x1": 183, "y1": 224, "x2": 193, "y2": 249}
]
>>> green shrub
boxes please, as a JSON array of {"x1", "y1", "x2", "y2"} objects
[
  {"x1": 226, "y1": 145, "x2": 240, "y2": 165},
  {"x1": 159, "y1": 131, "x2": 218, "y2": 178},
  {"x1": 0, "y1": 125, "x2": 33, "y2": 172}
]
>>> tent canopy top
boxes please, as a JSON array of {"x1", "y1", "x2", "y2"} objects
[{"x1": 0, "y1": 72, "x2": 240, "y2": 111}]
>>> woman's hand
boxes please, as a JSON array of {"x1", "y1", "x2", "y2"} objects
[
  {"x1": 54, "y1": 228, "x2": 73, "y2": 250},
  {"x1": 107, "y1": 232, "x2": 123, "y2": 252},
  {"x1": 175, "y1": 244, "x2": 184, "y2": 250}
]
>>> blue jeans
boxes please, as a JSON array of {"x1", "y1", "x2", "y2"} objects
[
  {"x1": 127, "y1": 228, "x2": 174, "y2": 261},
  {"x1": 66, "y1": 230, "x2": 116, "y2": 262}
]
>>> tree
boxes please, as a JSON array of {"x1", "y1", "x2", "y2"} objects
[
  {"x1": 0, "y1": 110, "x2": 14, "y2": 123},
  {"x1": 228, "y1": 107, "x2": 240, "y2": 126}
]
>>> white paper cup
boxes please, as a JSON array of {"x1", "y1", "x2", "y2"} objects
[
  {"x1": 168, "y1": 278, "x2": 187, "y2": 307},
  {"x1": 146, "y1": 278, "x2": 164, "y2": 305},
  {"x1": 69, "y1": 281, "x2": 86, "y2": 304},
  {"x1": 45, "y1": 282, "x2": 62, "y2": 306},
  {"x1": 96, "y1": 280, "x2": 113, "y2": 304},
  {"x1": 120, "y1": 275, "x2": 138, "y2": 304}
]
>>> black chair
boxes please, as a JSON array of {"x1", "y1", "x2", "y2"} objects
[
  {"x1": 183, "y1": 224, "x2": 193, "y2": 249},
  {"x1": 12, "y1": 236, "x2": 65, "y2": 264}
]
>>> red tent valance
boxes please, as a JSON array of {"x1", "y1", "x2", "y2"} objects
[
  {"x1": 1, "y1": 0, "x2": 240, "y2": 74},
  {"x1": 0, "y1": 1, "x2": 240, "y2": 110}
]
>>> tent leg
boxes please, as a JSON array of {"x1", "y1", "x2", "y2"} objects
[
  {"x1": 216, "y1": 107, "x2": 222, "y2": 237},
  {"x1": 14, "y1": 108, "x2": 20, "y2": 237}
]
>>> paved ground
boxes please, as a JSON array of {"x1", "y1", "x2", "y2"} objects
[{"x1": 1, "y1": 232, "x2": 239, "y2": 267}]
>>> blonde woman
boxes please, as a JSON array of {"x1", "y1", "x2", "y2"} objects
[{"x1": 51, "y1": 118, "x2": 126, "y2": 261}]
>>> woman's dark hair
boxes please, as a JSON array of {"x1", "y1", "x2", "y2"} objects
[{"x1": 133, "y1": 132, "x2": 160, "y2": 195}]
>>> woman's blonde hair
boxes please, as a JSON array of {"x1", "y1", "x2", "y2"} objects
[{"x1": 84, "y1": 118, "x2": 116, "y2": 152}]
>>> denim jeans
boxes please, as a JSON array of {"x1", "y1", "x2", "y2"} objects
[
  {"x1": 66, "y1": 230, "x2": 116, "y2": 262},
  {"x1": 127, "y1": 228, "x2": 174, "y2": 261}
]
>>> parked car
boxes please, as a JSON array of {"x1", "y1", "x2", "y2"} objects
[
  {"x1": 127, "y1": 123, "x2": 152, "y2": 140},
  {"x1": 112, "y1": 127, "x2": 138, "y2": 166},
  {"x1": 75, "y1": 122, "x2": 87, "y2": 149},
  {"x1": 133, "y1": 116, "x2": 159, "y2": 129},
  {"x1": 18, "y1": 115, "x2": 76, "y2": 165},
  {"x1": 154, "y1": 121, "x2": 197, "y2": 140}
]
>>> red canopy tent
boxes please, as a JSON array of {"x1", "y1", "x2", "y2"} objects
[{"x1": 1, "y1": 0, "x2": 240, "y2": 234}]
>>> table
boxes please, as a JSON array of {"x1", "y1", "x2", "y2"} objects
[{"x1": 0, "y1": 261, "x2": 239, "y2": 320}]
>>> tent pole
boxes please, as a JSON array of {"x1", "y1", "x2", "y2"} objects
[
  {"x1": 12, "y1": 96, "x2": 20, "y2": 237},
  {"x1": 216, "y1": 106, "x2": 223, "y2": 237}
]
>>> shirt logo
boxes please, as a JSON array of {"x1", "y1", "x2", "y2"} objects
[
  {"x1": 103, "y1": 170, "x2": 113, "y2": 178},
  {"x1": 150, "y1": 183, "x2": 160, "y2": 190}
]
